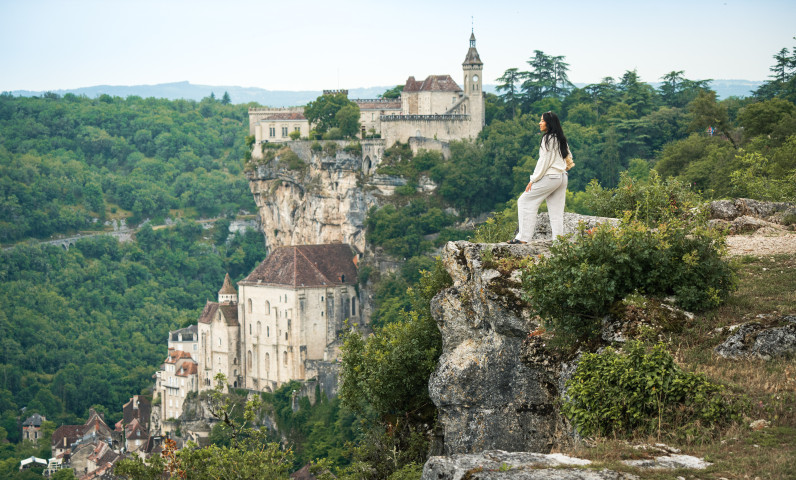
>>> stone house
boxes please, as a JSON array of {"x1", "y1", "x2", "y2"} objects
[
  {"x1": 50, "y1": 409, "x2": 118, "y2": 476},
  {"x1": 196, "y1": 273, "x2": 242, "y2": 391},
  {"x1": 168, "y1": 324, "x2": 198, "y2": 355},
  {"x1": 154, "y1": 349, "x2": 198, "y2": 427},
  {"x1": 22, "y1": 413, "x2": 45, "y2": 443}
]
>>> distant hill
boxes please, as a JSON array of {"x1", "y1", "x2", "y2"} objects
[{"x1": 9, "y1": 79, "x2": 763, "y2": 106}]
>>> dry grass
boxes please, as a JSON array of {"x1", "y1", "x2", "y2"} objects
[{"x1": 562, "y1": 253, "x2": 796, "y2": 479}]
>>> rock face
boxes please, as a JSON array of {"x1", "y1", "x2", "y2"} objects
[
  {"x1": 247, "y1": 140, "x2": 403, "y2": 254},
  {"x1": 714, "y1": 315, "x2": 796, "y2": 360},
  {"x1": 428, "y1": 216, "x2": 617, "y2": 457},
  {"x1": 422, "y1": 450, "x2": 638, "y2": 480}
]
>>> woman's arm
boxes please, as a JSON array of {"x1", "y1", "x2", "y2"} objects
[{"x1": 529, "y1": 137, "x2": 556, "y2": 184}]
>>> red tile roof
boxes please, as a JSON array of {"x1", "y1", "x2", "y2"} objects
[
  {"x1": 165, "y1": 350, "x2": 192, "y2": 364},
  {"x1": 176, "y1": 361, "x2": 198, "y2": 376},
  {"x1": 403, "y1": 75, "x2": 462, "y2": 93},
  {"x1": 240, "y1": 244, "x2": 358, "y2": 288}
]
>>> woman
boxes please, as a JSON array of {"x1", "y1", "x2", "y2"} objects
[{"x1": 509, "y1": 111, "x2": 571, "y2": 244}]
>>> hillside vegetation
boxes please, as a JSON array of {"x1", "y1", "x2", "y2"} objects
[{"x1": 2, "y1": 40, "x2": 796, "y2": 479}]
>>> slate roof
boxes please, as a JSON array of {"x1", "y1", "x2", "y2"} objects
[
  {"x1": 198, "y1": 301, "x2": 239, "y2": 326},
  {"x1": 22, "y1": 413, "x2": 45, "y2": 427},
  {"x1": 240, "y1": 244, "x2": 358, "y2": 288},
  {"x1": 463, "y1": 33, "x2": 483, "y2": 66},
  {"x1": 403, "y1": 75, "x2": 462, "y2": 93},
  {"x1": 219, "y1": 273, "x2": 237, "y2": 295}
]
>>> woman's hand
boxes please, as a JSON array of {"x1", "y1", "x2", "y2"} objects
[{"x1": 525, "y1": 181, "x2": 533, "y2": 192}]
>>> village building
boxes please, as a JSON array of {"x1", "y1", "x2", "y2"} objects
[
  {"x1": 196, "y1": 272, "x2": 242, "y2": 391},
  {"x1": 248, "y1": 33, "x2": 484, "y2": 155},
  {"x1": 168, "y1": 324, "x2": 198, "y2": 354},
  {"x1": 22, "y1": 413, "x2": 45, "y2": 443},
  {"x1": 154, "y1": 349, "x2": 198, "y2": 426},
  {"x1": 49, "y1": 409, "x2": 119, "y2": 477}
]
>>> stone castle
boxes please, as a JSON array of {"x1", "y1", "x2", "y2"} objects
[{"x1": 248, "y1": 33, "x2": 484, "y2": 156}]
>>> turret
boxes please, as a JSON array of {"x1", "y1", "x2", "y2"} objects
[{"x1": 218, "y1": 273, "x2": 237, "y2": 304}]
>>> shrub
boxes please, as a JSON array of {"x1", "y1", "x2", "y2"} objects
[
  {"x1": 562, "y1": 341, "x2": 738, "y2": 438},
  {"x1": 343, "y1": 141, "x2": 362, "y2": 156},
  {"x1": 322, "y1": 142, "x2": 338, "y2": 157},
  {"x1": 584, "y1": 170, "x2": 704, "y2": 227},
  {"x1": 310, "y1": 141, "x2": 322, "y2": 153},
  {"x1": 521, "y1": 217, "x2": 736, "y2": 346},
  {"x1": 469, "y1": 204, "x2": 518, "y2": 243}
]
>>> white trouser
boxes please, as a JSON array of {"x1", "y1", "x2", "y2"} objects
[{"x1": 515, "y1": 172, "x2": 568, "y2": 242}]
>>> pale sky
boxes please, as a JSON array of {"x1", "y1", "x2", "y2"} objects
[{"x1": 1, "y1": 0, "x2": 794, "y2": 92}]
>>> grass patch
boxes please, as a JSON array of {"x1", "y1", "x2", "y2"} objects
[{"x1": 561, "y1": 252, "x2": 796, "y2": 479}]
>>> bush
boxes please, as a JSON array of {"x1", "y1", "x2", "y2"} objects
[
  {"x1": 521, "y1": 217, "x2": 736, "y2": 346},
  {"x1": 584, "y1": 170, "x2": 704, "y2": 227},
  {"x1": 562, "y1": 341, "x2": 738, "y2": 438}
]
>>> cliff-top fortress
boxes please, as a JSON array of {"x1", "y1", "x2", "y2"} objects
[{"x1": 248, "y1": 33, "x2": 485, "y2": 158}]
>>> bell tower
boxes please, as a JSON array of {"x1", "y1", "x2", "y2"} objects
[{"x1": 462, "y1": 32, "x2": 485, "y2": 134}]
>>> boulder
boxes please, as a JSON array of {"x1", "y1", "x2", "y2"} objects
[
  {"x1": 421, "y1": 450, "x2": 638, "y2": 480},
  {"x1": 714, "y1": 315, "x2": 796, "y2": 360}
]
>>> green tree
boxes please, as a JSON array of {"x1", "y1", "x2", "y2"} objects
[{"x1": 304, "y1": 93, "x2": 359, "y2": 134}]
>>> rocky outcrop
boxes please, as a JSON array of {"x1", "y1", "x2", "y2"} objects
[
  {"x1": 428, "y1": 215, "x2": 618, "y2": 457},
  {"x1": 422, "y1": 450, "x2": 638, "y2": 480},
  {"x1": 708, "y1": 198, "x2": 796, "y2": 233},
  {"x1": 714, "y1": 315, "x2": 796, "y2": 360}
]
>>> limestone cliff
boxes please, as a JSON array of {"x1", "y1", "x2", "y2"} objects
[
  {"x1": 247, "y1": 140, "x2": 404, "y2": 254},
  {"x1": 428, "y1": 214, "x2": 617, "y2": 455}
]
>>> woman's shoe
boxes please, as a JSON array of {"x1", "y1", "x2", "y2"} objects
[{"x1": 507, "y1": 239, "x2": 527, "y2": 244}]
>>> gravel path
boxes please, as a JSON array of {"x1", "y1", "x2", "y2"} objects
[{"x1": 726, "y1": 228, "x2": 796, "y2": 256}]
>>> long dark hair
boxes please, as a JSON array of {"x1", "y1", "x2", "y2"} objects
[{"x1": 542, "y1": 111, "x2": 569, "y2": 158}]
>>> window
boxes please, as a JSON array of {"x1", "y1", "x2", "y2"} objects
[
  {"x1": 285, "y1": 332, "x2": 288, "y2": 341},
  {"x1": 269, "y1": 126, "x2": 276, "y2": 137},
  {"x1": 371, "y1": 113, "x2": 375, "y2": 121},
  {"x1": 283, "y1": 351, "x2": 288, "y2": 366},
  {"x1": 266, "y1": 301, "x2": 270, "y2": 314},
  {"x1": 351, "y1": 297, "x2": 356, "y2": 316},
  {"x1": 265, "y1": 353, "x2": 270, "y2": 371},
  {"x1": 247, "y1": 351, "x2": 252, "y2": 368},
  {"x1": 248, "y1": 298, "x2": 252, "y2": 313},
  {"x1": 294, "y1": 126, "x2": 300, "y2": 132},
  {"x1": 257, "y1": 321, "x2": 261, "y2": 335},
  {"x1": 267, "y1": 326, "x2": 270, "y2": 337},
  {"x1": 281, "y1": 126, "x2": 288, "y2": 137}
]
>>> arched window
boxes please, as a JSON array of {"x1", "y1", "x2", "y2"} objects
[
  {"x1": 247, "y1": 350, "x2": 252, "y2": 368},
  {"x1": 351, "y1": 297, "x2": 356, "y2": 316},
  {"x1": 257, "y1": 321, "x2": 261, "y2": 335},
  {"x1": 248, "y1": 298, "x2": 252, "y2": 313},
  {"x1": 267, "y1": 326, "x2": 270, "y2": 337},
  {"x1": 283, "y1": 351, "x2": 288, "y2": 366},
  {"x1": 265, "y1": 353, "x2": 270, "y2": 372}
]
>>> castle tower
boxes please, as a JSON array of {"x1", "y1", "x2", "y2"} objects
[
  {"x1": 462, "y1": 32, "x2": 485, "y2": 134},
  {"x1": 218, "y1": 273, "x2": 237, "y2": 304}
]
